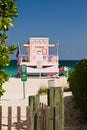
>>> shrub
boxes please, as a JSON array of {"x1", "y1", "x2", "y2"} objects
[
  {"x1": 38, "y1": 87, "x2": 48, "y2": 95},
  {"x1": 63, "y1": 86, "x2": 71, "y2": 92},
  {"x1": 68, "y1": 58, "x2": 87, "y2": 118}
]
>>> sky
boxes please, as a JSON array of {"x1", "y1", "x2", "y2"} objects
[{"x1": 7, "y1": 0, "x2": 87, "y2": 60}]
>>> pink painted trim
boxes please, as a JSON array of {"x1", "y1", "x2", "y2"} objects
[{"x1": 27, "y1": 66, "x2": 58, "y2": 73}]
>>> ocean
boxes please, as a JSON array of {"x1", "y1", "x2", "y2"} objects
[{"x1": 3, "y1": 60, "x2": 79, "y2": 77}]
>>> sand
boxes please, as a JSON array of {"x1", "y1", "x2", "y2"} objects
[
  {"x1": 0, "y1": 76, "x2": 71, "y2": 130},
  {"x1": 1, "y1": 77, "x2": 87, "y2": 130},
  {"x1": 1, "y1": 76, "x2": 69, "y2": 104}
]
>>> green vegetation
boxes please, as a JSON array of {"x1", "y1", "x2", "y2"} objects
[
  {"x1": 68, "y1": 58, "x2": 87, "y2": 118},
  {"x1": 38, "y1": 87, "x2": 48, "y2": 95},
  {"x1": 63, "y1": 86, "x2": 71, "y2": 92},
  {"x1": 38, "y1": 86, "x2": 71, "y2": 95},
  {"x1": 0, "y1": 0, "x2": 18, "y2": 97}
]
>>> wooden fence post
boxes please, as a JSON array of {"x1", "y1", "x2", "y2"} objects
[
  {"x1": 26, "y1": 106, "x2": 30, "y2": 130},
  {"x1": 8, "y1": 107, "x2": 12, "y2": 130},
  {"x1": 54, "y1": 87, "x2": 64, "y2": 130},
  {"x1": 54, "y1": 106, "x2": 59, "y2": 130},
  {"x1": 17, "y1": 106, "x2": 21, "y2": 130},
  {"x1": 34, "y1": 95, "x2": 40, "y2": 112},
  {"x1": 45, "y1": 106, "x2": 50, "y2": 130},
  {"x1": 0, "y1": 106, "x2": 2, "y2": 130},
  {"x1": 35, "y1": 106, "x2": 42, "y2": 130},
  {"x1": 41, "y1": 105, "x2": 46, "y2": 130},
  {"x1": 29, "y1": 95, "x2": 40, "y2": 130},
  {"x1": 48, "y1": 80, "x2": 64, "y2": 130},
  {"x1": 29, "y1": 96, "x2": 35, "y2": 130},
  {"x1": 48, "y1": 88, "x2": 55, "y2": 130}
]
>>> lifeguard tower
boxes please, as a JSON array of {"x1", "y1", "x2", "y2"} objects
[{"x1": 17, "y1": 37, "x2": 59, "y2": 77}]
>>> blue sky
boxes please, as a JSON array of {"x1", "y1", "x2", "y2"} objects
[{"x1": 7, "y1": 0, "x2": 87, "y2": 60}]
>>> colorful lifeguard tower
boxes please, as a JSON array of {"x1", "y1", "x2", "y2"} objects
[{"x1": 17, "y1": 37, "x2": 59, "y2": 77}]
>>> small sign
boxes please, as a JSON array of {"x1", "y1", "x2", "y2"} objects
[
  {"x1": 21, "y1": 64, "x2": 27, "y2": 81},
  {"x1": 42, "y1": 48, "x2": 47, "y2": 55}
]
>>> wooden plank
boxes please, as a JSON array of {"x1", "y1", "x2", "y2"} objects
[
  {"x1": 29, "y1": 95, "x2": 40, "y2": 130},
  {"x1": 45, "y1": 106, "x2": 50, "y2": 130},
  {"x1": 59, "y1": 87, "x2": 64, "y2": 130},
  {"x1": 8, "y1": 107, "x2": 12, "y2": 130},
  {"x1": 0, "y1": 106, "x2": 2, "y2": 130},
  {"x1": 34, "y1": 95, "x2": 40, "y2": 113},
  {"x1": 35, "y1": 107, "x2": 42, "y2": 130},
  {"x1": 55, "y1": 87, "x2": 64, "y2": 130},
  {"x1": 54, "y1": 106, "x2": 59, "y2": 130},
  {"x1": 54, "y1": 87, "x2": 61, "y2": 106},
  {"x1": 29, "y1": 96, "x2": 35, "y2": 130},
  {"x1": 48, "y1": 88, "x2": 55, "y2": 130},
  {"x1": 17, "y1": 106, "x2": 21, "y2": 130},
  {"x1": 41, "y1": 106, "x2": 45, "y2": 130},
  {"x1": 26, "y1": 106, "x2": 30, "y2": 130}
]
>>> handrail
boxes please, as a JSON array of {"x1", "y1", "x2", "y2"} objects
[{"x1": 18, "y1": 54, "x2": 59, "y2": 64}]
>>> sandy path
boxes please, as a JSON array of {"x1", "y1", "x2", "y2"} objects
[
  {"x1": 2, "y1": 76, "x2": 68, "y2": 101},
  {"x1": 0, "y1": 76, "x2": 70, "y2": 130}
]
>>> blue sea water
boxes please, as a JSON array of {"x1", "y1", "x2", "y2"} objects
[
  {"x1": 3, "y1": 60, "x2": 17, "y2": 77},
  {"x1": 3, "y1": 60, "x2": 79, "y2": 77},
  {"x1": 59, "y1": 60, "x2": 79, "y2": 68}
]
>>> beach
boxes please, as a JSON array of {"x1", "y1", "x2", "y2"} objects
[
  {"x1": 1, "y1": 76, "x2": 72, "y2": 130},
  {"x1": 1, "y1": 77, "x2": 87, "y2": 130},
  {"x1": 1, "y1": 76, "x2": 69, "y2": 104},
  {"x1": 1, "y1": 76, "x2": 69, "y2": 116}
]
